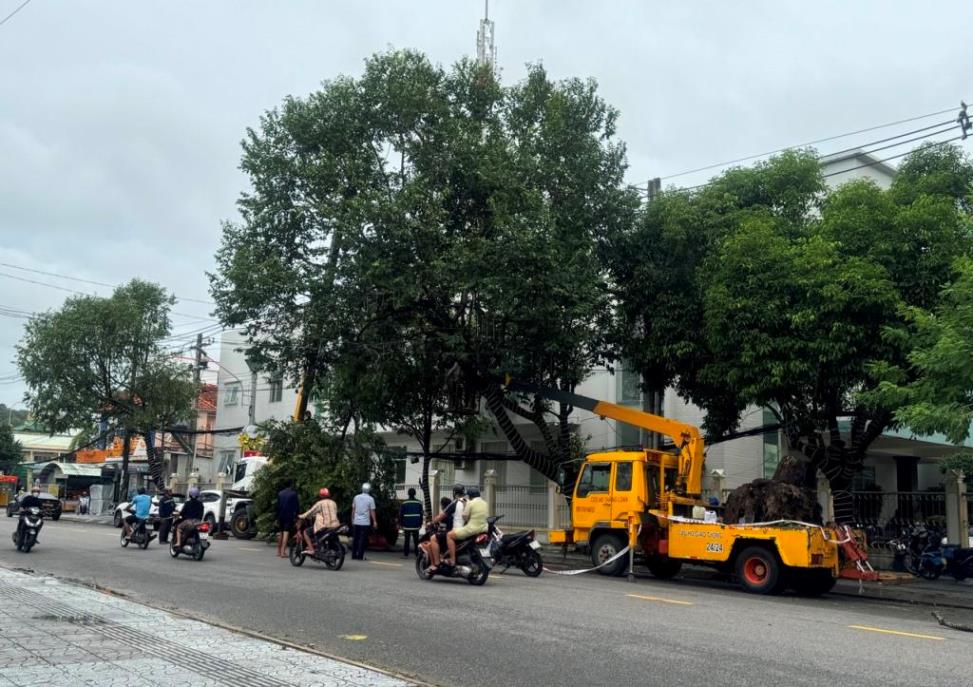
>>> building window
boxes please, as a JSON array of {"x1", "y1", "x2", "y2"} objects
[
  {"x1": 433, "y1": 459, "x2": 455, "y2": 488},
  {"x1": 479, "y1": 441, "x2": 508, "y2": 487},
  {"x1": 386, "y1": 446, "x2": 407, "y2": 484},
  {"x1": 529, "y1": 440, "x2": 549, "y2": 488},
  {"x1": 224, "y1": 382, "x2": 241, "y2": 406},
  {"x1": 267, "y1": 376, "x2": 283, "y2": 403},
  {"x1": 218, "y1": 450, "x2": 236, "y2": 475},
  {"x1": 762, "y1": 408, "x2": 781, "y2": 478},
  {"x1": 616, "y1": 360, "x2": 642, "y2": 446}
]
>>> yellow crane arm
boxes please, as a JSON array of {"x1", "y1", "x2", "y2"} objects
[{"x1": 502, "y1": 378, "x2": 704, "y2": 497}]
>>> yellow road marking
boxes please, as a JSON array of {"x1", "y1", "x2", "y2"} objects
[
  {"x1": 369, "y1": 560, "x2": 402, "y2": 568},
  {"x1": 849, "y1": 625, "x2": 944, "y2": 641},
  {"x1": 626, "y1": 593, "x2": 694, "y2": 606},
  {"x1": 238, "y1": 547, "x2": 262, "y2": 551},
  {"x1": 340, "y1": 634, "x2": 367, "y2": 641}
]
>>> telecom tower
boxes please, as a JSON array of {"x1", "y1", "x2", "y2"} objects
[{"x1": 476, "y1": 0, "x2": 496, "y2": 70}]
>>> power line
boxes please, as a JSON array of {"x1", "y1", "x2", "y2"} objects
[
  {"x1": 658, "y1": 105, "x2": 962, "y2": 181},
  {"x1": 0, "y1": 262, "x2": 215, "y2": 306},
  {"x1": 0, "y1": 0, "x2": 32, "y2": 27}
]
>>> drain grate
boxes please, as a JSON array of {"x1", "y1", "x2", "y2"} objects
[{"x1": 0, "y1": 583, "x2": 292, "y2": 687}]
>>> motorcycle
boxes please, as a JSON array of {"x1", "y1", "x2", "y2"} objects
[
  {"x1": 487, "y1": 515, "x2": 543, "y2": 577},
  {"x1": 120, "y1": 517, "x2": 156, "y2": 550},
  {"x1": 12, "y1": 506, "x2": 43, "y2": 553},
  {"x1": 416, "y1": 523, "x2": 492, "y2": 585},
  {"x1": 169, "y1": 521, "x2": 211, "y2": 561},
  {"x1": 289, "y1": 524, "x2": 347, "y2": 570},
  {"x1": 902, "y1": 526, "x2": 946, "y2": 580}
]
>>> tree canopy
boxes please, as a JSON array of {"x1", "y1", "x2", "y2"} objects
[
  {"x1": 602, "y1": 144, "x2": 973, "y2": 520},
  {"x1": 0, "y1": 424, "x2": 22, "y2": 476},
  {"x1": 16, "y1": 280, "x2": 195, "y2": 493},
  {"x1": 212, "y1": 50, "x2": 637, "y2": 488}
]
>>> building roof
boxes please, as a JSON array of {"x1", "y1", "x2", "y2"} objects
[
  {"x1": 13, "y1": 432, "x2": 78, "y2": 453},
  {"x1": 818, "y1": 148, "x2": 898, "y2": 180},
  {"x1": 198, "y1": 383, "x2": 218, "y2": 413}
]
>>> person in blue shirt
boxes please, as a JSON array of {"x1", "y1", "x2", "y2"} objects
[{"x1": 123, "y1": 487, "x2": 152, "y2": 540}]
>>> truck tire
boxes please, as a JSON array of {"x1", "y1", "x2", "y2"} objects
[
  {"x1": 735, "y1": 546, "x2": 786, "y2": 595},
  {"x1": 790, "y1": 570, "x2": 837, "y2": 596},
  {"x1": 591, "y1": 533, "x2": 627, "y2": 577},
  {"x1": 646, "y1": 556, "x2": 682, "y2": 580},
  {"x1": 230, "y1": 509, "x2": 255, "y2": 539}
]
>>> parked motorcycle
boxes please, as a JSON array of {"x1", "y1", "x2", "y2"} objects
[
  {"x1": 487, "y1": 515, "x2": 543, "y2": 577},
  {"x1": 902, "y1": 526, "x2": 946, "y2": 580},
  {"x1": 289, "y1": 524, "x2": 347, "y2": 570},
  {"x1": 120, "y1": 518, "x2": 156, "y2": 550},
  {"x1": 12, "y1": 506, "x2": 43, "y2": 553},
  {"x1": 915, "y1": 526, "x2": 973, "y2": 581},
  {"x1": 169, "y1": 521, "x2": 211, "y2": 561},
  {"x1": 416, "y1": 523, "x2": 492, "y2": 585}
]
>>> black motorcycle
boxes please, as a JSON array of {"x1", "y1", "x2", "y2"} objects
[
  {"x1": 12, "y1": 506, "x2": 43, "y2": 552},
  {"x1": 289, "y1": 524, "x2": 347, "y2": 570},
  {"x1": 120, "y1": 517, "x2": 155, "y2": 550},
  {"x1": 487, "y1": 515, "x2": 543, "y2": 577},
  {"x1": 416, "y1": 524, "x2": 492, "y2": 585},
  {"x1": 169, "y1": 520, "x2": 211, "y2": 561}
]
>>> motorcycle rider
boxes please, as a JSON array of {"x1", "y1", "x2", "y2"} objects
[
  {"x1": 445, "y1": 485, "x2": 488, "y2": 567},
  {"x1": 123, "y1": 487, "x2": 152, "y2": 540},
  {"x1": 173, "y1": 486, "x2": 204, "y2": 549},
  {"x1": 424, "y1": 485, "x2": 466, "y2": 573},
  {"x1": 15, "y1": 486, "x2": 44, "y2": 543},
  {"x1": 299, "y1": 488, "x2": 340, "y2": 555}
]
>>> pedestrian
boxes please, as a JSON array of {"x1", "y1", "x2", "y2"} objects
[
  {"x1": 276, "y1": 479, "x2": 300, "y2": 558},
  {"x1": 351, "y1": 482, "x2": 377, "y2": 560},
  {"x1": 78, "y1": 492, "x2": 89, "y2": 515},
  {"x1": 399, "y1": 488, "x2": 423, "y2": 558},
  {"x1": 157, "y1": 489, "x2": 176, "y2": 543}
]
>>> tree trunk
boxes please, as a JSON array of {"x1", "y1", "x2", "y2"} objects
[
  {"x1": 420, "y1": 454, "x2": 432, "y2": 519},
  {"x1": 119, "y1": 430, "x2": 131, "y2": 501},
  {"x1": 483, "y1": 384, "x2": 561, "y2": 482},
  {"x1": 142, "y1": 430, "x2": 165, "y2": 489}
]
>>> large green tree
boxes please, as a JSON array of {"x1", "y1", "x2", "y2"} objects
[
  {"x1": 603, "y1": 144, "x2": 973, "y2": 521},
  {"x1": 16, "y1": 280, "x2": 196, "y2": 497},
  {"x1": 212, "y1": 50, "x2": 637, "y2": 491}
]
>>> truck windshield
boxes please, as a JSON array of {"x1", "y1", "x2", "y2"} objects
[
  {"x1": 576, "y1": 463, "x2": 611, "y2": 498},
  {"x1": 234, "y1": 462, "x2": 247, "y2": 483}
]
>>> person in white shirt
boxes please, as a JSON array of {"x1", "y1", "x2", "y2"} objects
[{"x1": 351, "y1": 483, "x2": 377, "y2": 560}]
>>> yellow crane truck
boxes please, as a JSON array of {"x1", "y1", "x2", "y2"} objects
[{"x1": 506, "y1": 380, "x2": 877, "y2": 595}]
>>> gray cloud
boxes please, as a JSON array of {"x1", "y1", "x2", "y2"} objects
[{"x1": 1, "y1": 0, "x2": 970, "y2": 406}]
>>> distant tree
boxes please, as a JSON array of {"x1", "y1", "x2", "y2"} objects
[
  {"x1": 0, "y1": 404, "x2": 28, "y2": 428},
  {"x1": 16, "y1": 280, "x2": 195, "y2": 497},
  {"x1": 0, "y1": 424, "x2": 22, "y2": 476}
]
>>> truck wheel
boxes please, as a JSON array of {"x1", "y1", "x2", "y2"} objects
[
  {"x1": 591, "y1": 533, "x2": 627, "y2": 577},
  {"x1": 735, "y1": 546, "x2": 786, "y2": 595},
  {"x1": 790, "y1": 570, "x2": 836, "y2": 596},
  {"x1": 646, "y1": 556, "x2": 682, "y2": 580},
  {"x1": 230, "y1": 509, "x2": 255, "y2": 539}
]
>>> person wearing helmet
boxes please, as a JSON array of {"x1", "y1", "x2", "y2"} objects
[
  {"x1": 423, "y1": 485, "x2": 466, "y2": 573},
  {"x1": 351, "y1": 482, "x2": 377, "y2": 560},
  {"x1": 123, "y1": 487, "x2": 152, "y2": 540},
  {"x1": 174, "y1": 486, "x2": 204, "y2": 549},
  {"x1": 276, "y1": 479, "x2": 301, "y2": 558},
  {"x1": 299, "y1": 487, "x2": 339, "y2": 555},
  {"x1": 15, "y1": 486, "x2": 44, "y2": 543},
  {"x1": 446, "y1": 485, "x2": 488, "y2": 567}
]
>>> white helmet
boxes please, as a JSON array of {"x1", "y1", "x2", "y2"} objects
[{"x1": 361, "y1": 482, "x2": 371, "y2": 493}]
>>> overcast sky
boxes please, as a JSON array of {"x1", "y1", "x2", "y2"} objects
[{"x1": 1, "y1": 0, "x2": 971, "y2": 408}]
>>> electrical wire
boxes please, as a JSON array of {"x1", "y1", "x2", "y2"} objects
[{"x1": 0, "y1": 0, "x2": 32, "y2": 27}]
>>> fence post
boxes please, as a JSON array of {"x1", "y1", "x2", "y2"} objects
[
  {"x1": 945, "y1": 471, "x2": 968, "y2": 545},
  {"x1": 483, "y1": 469, "x2": 497, "y2": 517},
  {"x1": 428, "y1": 469, "x2": 439, "y2": 516},
  {"x1": 547, "y1": 480, "x2": 558, "y2": 530}
]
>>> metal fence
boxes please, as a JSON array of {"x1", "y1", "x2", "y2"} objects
[
  {"x1": 851, "y1": 491, "x2": 946, "y2": 536},
  {"x1": 491, "y1": 485, "x2": 549, "y2": 528}
]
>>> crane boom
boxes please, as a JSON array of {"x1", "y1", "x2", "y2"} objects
[{"x1": 501, "y1": 379, "x2": 704, "y2": 497}]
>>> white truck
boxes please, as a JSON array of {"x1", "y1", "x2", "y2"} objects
[{"x1": 218, "y1": 455, "x2": 268, "y2": 539}]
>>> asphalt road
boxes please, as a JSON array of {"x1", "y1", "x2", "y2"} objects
[{"x1": 3, "y1": 520, "x2": 973, "y2": 687}]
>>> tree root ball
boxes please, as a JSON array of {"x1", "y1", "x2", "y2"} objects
[{"x1": 722, "y1": 479, "x2": 821, "y2": 525}]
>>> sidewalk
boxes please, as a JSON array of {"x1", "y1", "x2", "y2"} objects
[
  {"x1": 58, "y1": 513, "x2": 114, "y2": 526},
  {"x1": 0, "y1": 567, "x2": 412, "y2": 687}
]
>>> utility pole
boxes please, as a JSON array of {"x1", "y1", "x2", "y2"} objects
[
  {"x1": 643, "y1": 177, "x2": 663, "y2": 449},
  {"x1": 185, "y1": 333, "x2": 204, "y2": 480}
]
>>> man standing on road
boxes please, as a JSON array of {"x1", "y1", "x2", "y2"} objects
[
  {"x1": 157, "y1": 489, "x2": 176, "y2": 543},
  {"x1": 276, "y1": 479, "x2": 300, "y2": 558},
  {"x1": 351, "y1": 483, "x2": 377, "y2": 560},
  {"x1": 398, "y1": 488, "x2": 423, "y2": 558}
]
